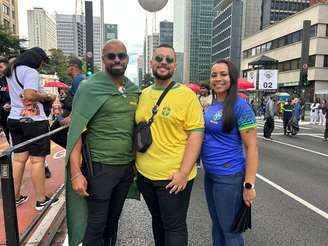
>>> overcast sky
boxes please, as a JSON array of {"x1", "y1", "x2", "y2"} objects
[{"x1": 17, "y1": 0, "x2": 174, "y2": 80}]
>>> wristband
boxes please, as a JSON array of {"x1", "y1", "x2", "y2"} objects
[{"x1": 71, "y1": 172, "x2": 82, "y2": 181}]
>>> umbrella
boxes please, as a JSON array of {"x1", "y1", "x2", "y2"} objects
[
  {"x1": 44, "y1": 81, "x2": 69, "y2": 88},
  {"x1": 185, "y1": 83, "x2": 200, "y2": 93},
  {"x1": 238, "y1": 93, "x2": 249, "y2": 100},
  {"x1": 238, "y1": 78, "x2": 255, "y2": 90}
]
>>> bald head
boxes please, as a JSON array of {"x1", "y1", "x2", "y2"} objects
[{"x1": 102, "y1": 39, "x2": 127, "y2": 55}]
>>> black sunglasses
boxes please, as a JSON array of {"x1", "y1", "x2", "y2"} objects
[
  {"x1": 154, "y1": 55, "x2": 174, "y2": 64},
  {"x1": 103, "y1": 52, "x2": 128, "y2": 60}
]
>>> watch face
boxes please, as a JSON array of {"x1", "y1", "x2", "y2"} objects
[{"x1": 245, "y1": 183, "x2": 252, "y2": 189}]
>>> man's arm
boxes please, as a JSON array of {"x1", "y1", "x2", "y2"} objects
[
  {"x1": 23, "y1": 89, "x2": 55, "y2": 102},
  {"x1": 166, "y1": 131, "x2": 204, "y2": 194},
  {"x1": 70, "y1": 136, "x2": 89, "y2": 197}
]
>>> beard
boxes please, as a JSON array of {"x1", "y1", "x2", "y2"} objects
[
  {"x1": 105, "y1": 64, "x2": 127, "y2": 78},
  {"x1": 152, "y1": 68, "x2": 174, "y2": 80}
]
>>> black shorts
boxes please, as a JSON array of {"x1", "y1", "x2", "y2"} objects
[{"x1": 7, "y1": 119, "x2": 50, "y2": 156}]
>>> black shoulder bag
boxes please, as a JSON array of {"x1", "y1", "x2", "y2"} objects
[
  {"x1": 134, "y1": 81, "x2": 175, "y2": 153},
  {"x1": 14, "y1": 69, "x2": 52, "y2": 116}
]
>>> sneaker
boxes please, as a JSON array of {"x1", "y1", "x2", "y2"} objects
[
  {"x1": 45, "y1": 166, "x2": 52, "y2": 179},
  {"x1": 35, "y1": 196, "x2": 59, "y2": 211},
  {"x1": 16, "y1": 195, "x2": 29, "y2": 207}
]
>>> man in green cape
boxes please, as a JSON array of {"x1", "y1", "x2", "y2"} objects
[{"x1": 65, "y1": 40, "x2": 139, "y2": 246}]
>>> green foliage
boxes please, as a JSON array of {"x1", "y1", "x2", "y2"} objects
[
  {"x1": 42, "y1": 49, "x2": 71, "y2": 83},
  {"x1": 0, "y1": 27, "x2": 25, "y2": 57}
]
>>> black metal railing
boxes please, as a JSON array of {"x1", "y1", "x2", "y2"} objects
[{"x1": 0, "y1": 125, "x2": 68, "y2": 246}]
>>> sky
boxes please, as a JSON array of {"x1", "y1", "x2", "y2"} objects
[{"x1": 17, "y1": 0, "x2": 174, "y2": 80}]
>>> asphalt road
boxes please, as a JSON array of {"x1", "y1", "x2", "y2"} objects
[{"x1": 115, "y1": 119, "x2": 328, "y2": 246}]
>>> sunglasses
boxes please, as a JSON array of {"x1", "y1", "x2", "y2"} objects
[
  {"x1": 154, "y1": 55, "x2": 174, "y2": 64},
  {"x1": 103, "y1": 52, "x2": 128, "y2": 60}
]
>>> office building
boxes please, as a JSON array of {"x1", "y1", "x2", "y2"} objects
[
  {"x1": 104, "y1": 24, "x2": 117, "y2": 43},
  {"x1": 28, "y1": 7, "x2": 57, "y2": 52},
  {"x1": 159, "y1": 20, "x2": 173, "y2": 46},
  {"x1": 56, "y1": 14, "x2": 101, "y2": 69},
  {"x1": 241, "y1": 3, "x2": 328, "y2": 100},
  {"x1": 0, "y1": 0, "x2": 18, "y2": 34},
  {"x1": 185, "y1": 0, "x2": 214, "y2": 82}
]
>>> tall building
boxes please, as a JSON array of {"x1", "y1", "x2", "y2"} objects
[
  {"x1": 159, "y1": 21, "x2": 173, "y2": 46},
  {"x1": 185, "y1": 0, "x2": 214, "y2": 82},
  {"x1": 173, "y1": 0, "x2": 186, "y2": 83},
  {"x1": 144, "y1": 33, "x2": 160, "y2": 74},
  {"x1": 261, "y1": 0, "x2": 310, "y2": 28},
  {"x1": 0, "y1": 0, "x2": 19, "y2": 35},
  {"x1": 56, "y1": 14, "x2": 101, "y2": 69},
  {"x1": 211, "y1": 0, "x2": 243, "y2": 70},
  {"x1": 241, "y1": 3, "x2": 328, "y2": 100},
  {"x1": 137, "y1": 55, "x2": 144, "y2": 84},
  {"x1": 27, "y1": 8, "x2": 57, "y2": 52},
  {"x1": 104, "y1": 24, "x2": 117, "y2": 43}
]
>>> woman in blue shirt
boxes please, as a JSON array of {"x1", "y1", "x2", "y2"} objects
[{"x1": 201, "y1": 60, "x2": 259, "y2": 246}]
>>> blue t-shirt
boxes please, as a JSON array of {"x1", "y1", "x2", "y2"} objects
[
  {"x1": 71, "y1": 73, "x2": 85, "y2": 96},
  {"x1": 201, "y1": 97, "x2": 256, "y2": 175}
]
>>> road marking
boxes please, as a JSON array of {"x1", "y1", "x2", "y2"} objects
[
  {"x1": 256, "y1": 122, "x2": 312, "y2": 130},
  {"x1": 53, "y1": 149, "x2": 66, "y2": 159},
  {"x1": 257, "y1": 174, "x2": 328, "y2": 220},
  {"x1": 258, "y1": 136, "x2": 328, "y2": 158},
  {"x1": 257, "y1": 133, "x2": 324, "y2": 138}
]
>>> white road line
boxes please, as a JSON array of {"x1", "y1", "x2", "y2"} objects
[
  {"x1": 256, "y1": 174, "x2": 328, "y2": 220},
  {"x1": 258, "y1": 136, "x2": 328, "y2": 158},
  {"x1": 257, "y1": 133, "x2": 324, "y2": 138}
]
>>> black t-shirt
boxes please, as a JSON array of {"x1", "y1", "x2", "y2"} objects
[{"x1": 0, "y1": 76, "x2": 10, "y2": 106}]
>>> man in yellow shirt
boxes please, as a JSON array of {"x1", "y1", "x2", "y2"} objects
[{"x1": 135, "y1": 44, "x2": 204, "y2": 246}]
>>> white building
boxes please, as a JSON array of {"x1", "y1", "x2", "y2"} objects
[
  {"x1": 241, "y1": 3, "x2": 328, "y2": 100},
  {"x1": 27, "y1": 8, "x2": 57, "y2": 52},
  {"x1": 56, "y1": 14, "x2": 102, "y2": 69}
]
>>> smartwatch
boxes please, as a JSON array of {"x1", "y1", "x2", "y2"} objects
[{"x1": 243, "y1": 182, "x2": 255, "y2": 190}]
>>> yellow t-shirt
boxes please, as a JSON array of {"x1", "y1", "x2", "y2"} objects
[{"x1": 135, "y1": 84, "x2": 204, "y2": 181}]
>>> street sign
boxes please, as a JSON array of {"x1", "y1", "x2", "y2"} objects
[
  {"x1": 258, "y1": 69, "x2": 278, "y2": 90},
  {"x1": 247, "y1": 70, "x2": 257, "y2": 87}
]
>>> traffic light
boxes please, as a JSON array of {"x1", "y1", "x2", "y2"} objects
[
  {"x1": 86, "y1": 61, "x2": 94, "y2": 77},
  {"x1": 301, "y1": 72, "x2": 309, "y2": 87}
]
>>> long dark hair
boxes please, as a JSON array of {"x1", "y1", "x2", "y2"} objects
[
  {"x1": 4, "y1": 47, "x2": 49, "y2": 77},
  {"x1": 212, "y1": 59, "x2": 239, "y2": 133}
]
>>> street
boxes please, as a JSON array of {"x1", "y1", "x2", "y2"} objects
[{"x1": 112, "y1": 119, "x2": 328, "y2": 246}]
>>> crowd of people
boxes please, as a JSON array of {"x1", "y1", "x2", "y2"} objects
[{"x1": 0, "y1": 39, "x2": 326, "y2": 246}]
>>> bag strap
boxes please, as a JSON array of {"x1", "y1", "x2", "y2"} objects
[
  {"x1": 148, "y1": 81, "x2": 175, "y2": 125},
  {"x1": 14, "y1": 68, "x2": 24, "y2": 89}
]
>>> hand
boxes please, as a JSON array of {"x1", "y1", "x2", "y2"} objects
[
  {"x1": 60, "y1": 116, "x2": 71, "y2": 125},
  {"x1": 165, "y1": 171, "x2": 188, "y2": 194},
  {"x1": 71, "y1": 173, "x2": 89, "y2": 197},
  {"x1": 3, "y1": 103, "x2": 11, "y2": 111},
  {"x1": 243, "y1": 188, "x2": 256, "y2": 207}
]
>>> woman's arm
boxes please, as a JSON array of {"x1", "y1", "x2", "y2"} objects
[{"x1": 240, "y1": 127, "x2": 259, "y2": 206}]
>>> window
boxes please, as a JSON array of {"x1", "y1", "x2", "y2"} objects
[
  {"x1": 3, "y1": 19, "x2": 10, "y2": 28},
  {"x1": 324, "y1": 56, "x2": 328, "y2": 67},
  {"x1": 283, "y1": 61, "x2": 291, "y2": 71},
  {"x1": 308, "y1": 55, "x2": 316, "y2": 67},
  {"x1": 290, "y1": 59, "x2": 299, "y2": 70},
  {"x1": 2, "y1": 4, "x2": 10, "y2": 15}
]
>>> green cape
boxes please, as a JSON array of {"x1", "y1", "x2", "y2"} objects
[{"x1": 65, "y1": 72, "x2": 139, "y2": 246}]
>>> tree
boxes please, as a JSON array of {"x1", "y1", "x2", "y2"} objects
[
  {"x1": 0, "y1": 27, "x2": 25, "y2": 57},
  {"x1": 42, "y1": 49, "x2": 71, "y2": 83}
]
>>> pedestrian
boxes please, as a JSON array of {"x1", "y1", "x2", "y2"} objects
[
  {"x1": 135, "y1": 44, "x2": 204, "y2": 246},
  {"x1": 263, "y1": 95, "x2": 275, "y2": 140},
  {"x1": 68, "y1": 57, "x2": 85, "y2": 96},
  {"x1": 310, "y1": 98, "x2": 320, "y2": 124},
  {"x1": 283, "y1": 98, "x2": 293, "y2": 135},
  {"x1": 319, "y1": 99, "x2": 326, "y2": 126},
  {"x1": 198, "y1": 82, "x2": 213, "y2": 113},
  {"x1": 4, "y1": 47, "x2": 57, "y2": 210},
  {"x1": 201, "y1": 59, "x2": 258, "y2": 246},
  {"x1": 323, "y1": 101, "x2": 328, "y2": 142},
  {"x1": 65, "y1": 40, "x2": 140, "y2": 246},
  {"x1": 0, "y1": 57, "x2": 11, "y2": 143}
]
